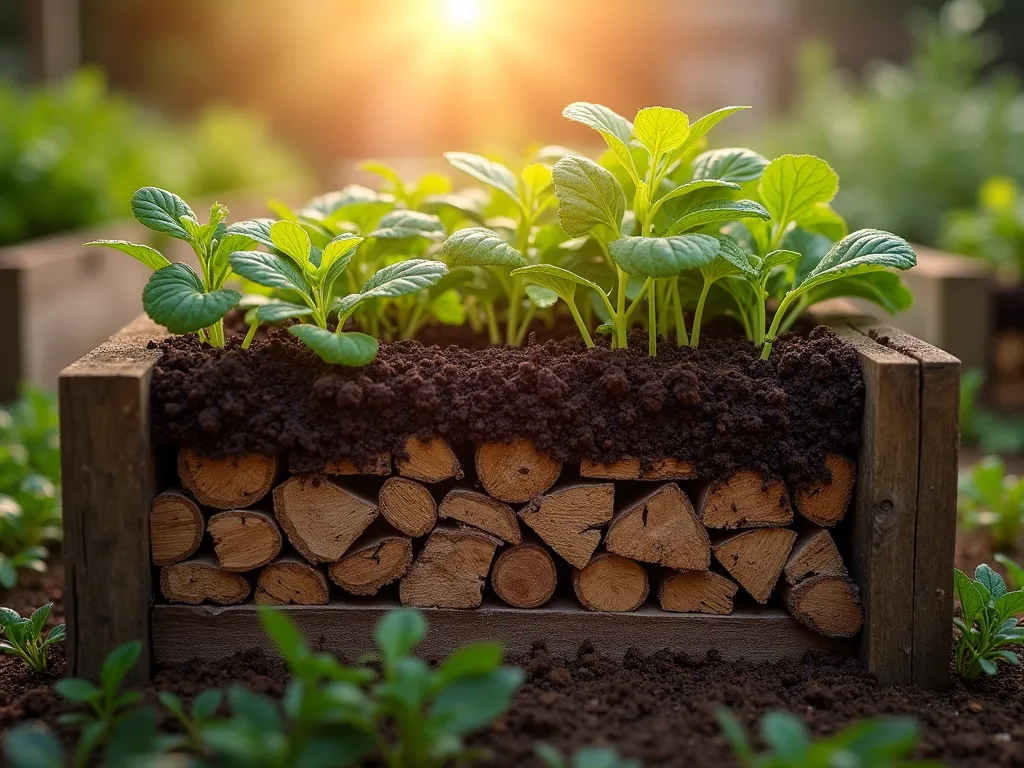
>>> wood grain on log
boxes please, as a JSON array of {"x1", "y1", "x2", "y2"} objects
[
  {"x1": 150, "y1": 489, "x2": 204, "y2": 566},
  {"x1": 783, "y1": 527, "x2": 846, "y2": 585},
  {"x1": 519, "y1": 482, "x2": 615, "y2": 569},
  {"x1": 658, "y1": 570, "x2": 739, "y2": 614},
  {"x1": 580, "y1": 457, "x2": 696, "y2": 481},
  {"x1": 272, "y1": 476, "x2": 378, "y2": 563},
  {"x1": 793, "y1": 453, "x2": 856, "y2": 527},
  {"x1": 378, "y1": 477, "x2": 437, "y2": 537},
  {"x1": 438, "y1": 488, "x2": 521, "y2": 543},
  {"x1": 698, "y1": 469, "x2": 793, "y2": 529},
  {"x1": 159, "y1": 558, "x2": 250, "y2": 605},
  {"x1": 207, "y1": 509, "x2": 283, "y2": 572},
  {"x1": 177, "y1": 449, "x2": 276, "y2": 510},
  {"x1": 395, "y1": 437, "x2": 463, "y2": 483},
  {"x1": 713, "y1": 528, "x2": 797, "y2": 604},
  {"x1": 254, "y1": 556, "x2": 329, "y2": 605},
  {"x1": 572, "y1": 553, "x2": 649, "y2": 612},
  {"x1": 491, "y1": 543, "x2": 557, "y2": 608},
  {"x1": 475, "y1": 439, "x2": 562, "y2": 503},
  {"x1": 783, "y1": 574, "x2": 865, "y2": 638},
  {"x1": 399, "y1": 526, "x2": 499, "y2": 609},
  {"x1": 605, "y1": 483, "x2": 710, "y2": 570},
  {"x1": 329, "y1": 533, "x2": 413, "y2": 596}
]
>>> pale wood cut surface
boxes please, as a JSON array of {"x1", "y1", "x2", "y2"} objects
[
  {"x1": 255, "y1": 557, "x2": 329, "y2": 605},
  {"x1": 783, "y1": 527, "x2": 846, "y2": 585},
  {"x1": 605, "y1": 483, "x2": 710, "y2": 570},
  {"x1": 378, "y1": 477, "x2": 437, "y2": 537},
  {"x1": 207, "y1": 509, "x2": 283, "y2": 572},
  {"x1": 329, "y1": 534, "x2": 413, "y2": 596},
  {"x1": 572, "y1": 553, "x2": 650, "y2": 612},
  {"x1": 159, "y1": 558, "x2": 251, "y2": 605},
  {"x1": 658, "y1": 570, "x2": 739, "y2": 614},
  {"x1": 475, "y1": 439, "x2": 563, "y2": 503},
  {"x1": 783, "y1": 574, "x2": 865, "y2": 638},
  {"x1": 399, "y1": 526, "x2": 499, "y2": 609},
  {"x1": 698, "y1": 470, "x2": 793, "y2": 529},
  {"x1": 177, "y1": 449, "x2": 277, "y2": 510},
  {"x1": 793, "y1": 453, "x2": 856, "y2": 527},
  {"x1": 438, "y1": 488, "x2": 521, "y2": 544},
  {"x1": 491, "y1": 544, "x2": 557, "y2": 609},
  {"x1": 579, "y1": 457, "x2": 696, "y2": 481},
  {"x1": 519, "y1": 482, "x2": 615, "y2": 569},
  {"x1": 713, "y1": 528, "x2": 797, "y2": 604},
  {"x1": 395, "y1": 437, "x2": 463, "y2": 483},
  {"x1": 150, "y1": 490, "x2": 205, "y2": 566},
  {"x1": 272, "y1": 476, "x2": 378, "y2": 563}
]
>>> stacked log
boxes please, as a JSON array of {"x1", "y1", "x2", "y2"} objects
[{"x1": 150, "y1": 442, "x2": 863, "y2": 638}]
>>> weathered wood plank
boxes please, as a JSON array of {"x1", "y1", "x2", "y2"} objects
[
  {"x1": 829, "y1": 324, "x2": 921, "y2": 686},
  {"x1": 60, "y1": 315, "x2": 168, "y2": 681},
  {"x1": 151, "y1": 600, "x2": 854, "y2": 664},
  {"x1": 864, "y1": 324, "x2": 960, "y2": 690}
]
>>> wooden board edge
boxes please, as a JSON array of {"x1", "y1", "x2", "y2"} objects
[{"x1": 59, "y1": 313, "x2": 168, "y2": 378}]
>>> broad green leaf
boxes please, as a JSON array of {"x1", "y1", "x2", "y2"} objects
[
  {"x1": 84, "y1": 240, "x2": 170, "y2": 271},
  {"x1": 230, "y1": 251, "x2": 309, "y2": 294},
  {"x1": 368, "y1": 210, "x2": 445, "y2": 240},
  {"x1": 975, "y1": 565, "x2": 1007, "y2": 598},
  {"x1": 563, "y1": 102, "x2": 637, "y2": 181},
  {"x1": 0, "y1": 606, "x2": 22, "y2": 629},
  {"x1": 361, "y1": 259, "x2": 448, "y2": 299},
  {"x1": 101, "y1": 640, "x2": 142, "y2": 693},
  {"x1": 979, "y1": 658, "x2": 998, "y2": 676},
  {"x1": 142, "y1": 264, "x2": 240, "y2": 334},
  {"x1": 55, "y1": 677, "x2": 100, "y2": 703},
  {"x1": 759, "y1": 249, "x2": 801, "y2": 277},
  {"x1": 760, "y1": 712, "x2": 809, "y2": 762},
  {"x1": 3, "y1": 725, "x2": 65, "y2": 768},
  {"x1": 692, "y1": 147, "x2": 769, "y2": 184},
  {"x1": 797, "y1": 202, "x2": 848, "y2": 241},
  {"x1": 302, "y1": 185, "x2": 384, "y2": 218},
  {"x1": 43, "y1": 624, "x2": 64, "y2": 647},
  {"x1": 226, "y1": 218, "x2": 276, "y2": 250},
  {"x1": 358, "y1": 159, "x2": 405, "y2": 192},
  {"x1": 258, "y1": 606, "x2": 308, "y2": 668},
  {"x1": 228, "y1": 686, "x2": 282, "y2": 733},
  {"x1": 256, "y1": 303, "x2": 313, "y2": 323},
  {"x1": 434, "y1": 642, "x2": 504, "y2": 689},
  {"x1": 995, "y1": 591, "x2": 1024, "y2": 619},
  {"x1": 653, "y1": 179, "x2": 741, "y2": 211},
  {"x1": 526, "y1": 284, "x2": 559, "y2": 308},
  {"x1": 758, "y1": 154, "x2": 839, "y2": 229},
  {"x1": 552, "y1": 157, "x2": 625, "y2": 238},
  {"x1": 289, "y1": 327, "x2": 379, "y2": 366},
  {"x1": 442, "y1": 228, "x2": 526, "y2": 269},
  {"x1": 802, "y1": 272, "x2": 913, "y2": 315},
  {"x1": 633, "y1": 106, "x2": 689, "y2": 156},
  {"x1": 375, "y1": 608, "x2": 427, "y2": 666},
  {"x1": 666, "y1": 199, "x2": 770, "y2": 236},
  {"x1": 332, "y1": 293, "x2": 366, "y2": 322},
  {"x1": 954, "y1": 568, "x2": 983, "y2": 623},
  {"x1": 795, "y1": 230, "x2": 917, "y2": 295},
  {"x1": 706, "y1": 236, "x2": 756, "y2": 279},
  {"x1": 319, "y1": 234, "x2": 363, "y2": 277},
  {"x1": 521, "y1": 163, "x2": 553, "y2": 200},
  {"x1": 838, "y1": 718, "x2": 921, "y2": 760},
  {"x1": 421, "y1": 192, "x2": 486, "y2": 223},
  {"x1": 444, "y1": 152, "x2": 520, "y2": 205},
  {"x1": 28, "y1": 603, "x2": 49, "y2": 638},
  {"x1": 270, "y1": 221, "x2": 313, "y2": 272},
  {"x1": 609, "y1": 234, "x2": 720, "y2": 278},
  {"x1": 428, "y1": 667, "x2": 524, "y2": 735},
  {"x1": 672, "y1": 106, "x2": 749, "y2": 158},
  {"x1": 211, "y1": 233, "x2": 258, "y2": 283},
  {"x1": 131, "y1": 187, "x2": 196, "y2": 240},
  {"x1": 512, "y1": 264, "x2": 605, "y2": 302}
]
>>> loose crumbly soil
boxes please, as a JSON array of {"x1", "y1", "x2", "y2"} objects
[{"x1": 150, "y1": 325, "x2": 863, "y2": 486}]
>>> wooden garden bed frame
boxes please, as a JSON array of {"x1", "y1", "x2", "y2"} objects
[{"x1": 59, "y1": 313, "x2": 959, "y2": 688}]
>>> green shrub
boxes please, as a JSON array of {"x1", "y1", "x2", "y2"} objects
[
  {"x1": 941, "y1": 176, "x2": 1024, "y2": 278},
  {"x1": 958, "y1": 455, "x2": 1024, "y2": 551},
  {"x1": 953, "y1": 563, "x2": 1024, "y2": 681}
]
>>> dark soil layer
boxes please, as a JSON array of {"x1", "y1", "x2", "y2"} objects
[
  {"x1": 2, "y1": 643, "x2": 1023, "y2": 767},
  {"x1": 150, "y1": 325, "x2": 863, "y2": 485}
]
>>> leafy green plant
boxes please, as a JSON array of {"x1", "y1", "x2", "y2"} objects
[
  {"x1": 716, "y1": 708, "x2": 936, "y2": 767},
  {"x1": 958, "y1": 455, "x2": 1024, "y2": 551},
  {"x1": 995, "y1": 553, "x2": 1024, "y2": 590},
  {"x1": 0, "y1": 603, "x2": 64, "y2": 673},
  {"x1": 942, "y1": 176, "x2": 1024, "y2": 279},
  {"x1": 953, "y1": 563, "x2": 1024, "y2": 681},
  {"x1": 536, "y1": 744, "x2": 641, "y2": 768},
  {"x1": 958, "y1": 369, "x2": 1024, "y2": 454}
]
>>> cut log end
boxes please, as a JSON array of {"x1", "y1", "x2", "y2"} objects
[
  {"x1": 794, "y1": 453, "x2": 857, "y2": 527},
  {"x1": 491, "y1": 544, "x2": 557, "y2": 608},
  {"x1": 475, "y1": 439, "x2": 562, "y2": 503},
  {"x1": 658, "y1": 571, "x2": 739, "y2": 614},
  {"x1": 272, "y1": 476, "x2": 378, "y2": 563},
  {"x1": 207, "y1": 509, "x2": 283, "y2": 572},
  {"x1": 399, "y1": 526, "x2": 499, "y2": 609},
  {"x1": 323, "y1": 454, "x2": 392, "y2": 476},
  {"x1": 572, "y1": 553, "x2": 649, "y2": 612},
  {"x1": 378, "y1": 477, "x2": 437, "y2": 537},
  {"x1": 254, "y1": 558, "x2": 329, "y2": 605},
  {"x1": 177, "y1": 448, "x2": 276, "y2": 510},
  {"x1": 580, "y1": 457, "x2": 696, "y2": 481},
  {"x1": 519, "y1": 482, "x2": 615, "y2": 569},
  {"x1": 159, "y1": 559, "x2": 251, "y2": 605},
  {"x1": 605, "y1": 483, "x2": 710, "y2": 570},
  {"x1": 438, "y1": 488, "x2": 521, "y2": 543},
  {"x1": 329, "y1": 535, "x2": 413, "y2": 596},
  {"x1": 395, "y1": 437, "x2": 463, "y2": 483},
  {"x1": 699, "y1": 469, "x2": 793, "y2": 530},
  {"x1": 713, "y1": 528, "x2": 797, "y2": 604},
  {"x1": 783, "y1": 574, "x2": 864, "y2": 638},
  {"x1": 783, "y1": 527, "x2": 846, "y2": 585},
  {"x1": 150, "y1": 490, "x2": 205, "y2": 566}
]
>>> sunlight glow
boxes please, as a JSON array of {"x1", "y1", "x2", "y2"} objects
[{"x1": 444, "y1": 0, "x2": 485, "y2": 30}]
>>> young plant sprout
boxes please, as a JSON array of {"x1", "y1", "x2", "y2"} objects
[{"x1": 953, "y1": 564, "x2": 1024, "y2": 682}]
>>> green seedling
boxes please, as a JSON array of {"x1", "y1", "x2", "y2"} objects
[
  {"x1": 535, "y1": 744, "x2": 641, "y2": 768},
  {"x1": 717, "y1": 708, "x2": 937, "y2": 767},
  {"x1": 953, "y1": 563, "x2": 1024, "y2": 682},
  {"x1": 958, "y1": 455, "x2": 1024, "y2": 552},
  {"x1": 0, "y1": 604, "x2": 64, "y2": 673}
]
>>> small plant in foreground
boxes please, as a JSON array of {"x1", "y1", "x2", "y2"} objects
[
  {"x1": 953, "y1": 563, "x2": 1024, "y2": 682},
  {"x1": 0, "y1": 604, "x2": 64, "y2": 673},
  {"x1": 716, "y1": 708, "x2": 936, "y2": 767},
  {"x1": 536, "y1": 744, "x2": 641, "y2": 768},
  {"x1": 958, "y1": 456, "x2": 1024, "y2": 552}
]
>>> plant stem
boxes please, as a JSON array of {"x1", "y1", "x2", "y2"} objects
[
  {"x1": 484, "y1": 303, "x2": 501, "y2": 346},
  {"x1": 657, "y1": 279, "x2": 671, "y2": 339},
  {"x1": 615, "y1": 267, "x2": 629, "y2": 349},
  {"x1": 403, "y1": 299, "x2": 429, "y2": 340},
  {"x1": 514, "y1": 305, "x2": 538, "y2": 346},
  {"x1": 777, "y1": 295, "x2": 810, "y2": 335},
  {"x1": 207, "y1": 320, "x2": 225, "y2": 348},
  {"x1": 648, "y1": 280, "x2": 657, "y2": 357},
  {"x1": 567, "y1": 300, "x2": 595, "y2": 348},
  {"x1": 690, "y1": 279, "x2": 713, "y2": 348},
  {"x1": 624, "y1": 278, "x2": 651, "y2": 325},
  {"x1": 761, "y1": 293, "x2": 796, "y2": 360},
  {"x1": 241, "y1": 322, "x2": 258, "y2": 350},
  {"x1": 505, "y1": 280, "x2": 523, "y2": 345},
  {"x1": 671, "y1": 280, "x2": 689, "y2": 346}
]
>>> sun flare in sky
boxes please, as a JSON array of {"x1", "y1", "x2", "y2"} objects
[{"x1": 443, "y1": 0, "x2": 486, "y2": 30}]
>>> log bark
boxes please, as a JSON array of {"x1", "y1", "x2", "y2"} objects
[
  {"x1": 177, "y1": 448, "x2": 277, "y2": 510},
  {"x1": 329, "y1": 532, "x2": 413, "y2": 596},
  {"x1": 254, "y1": 556, "x2": 329, "y2": 605},
  {"x1": 491, "y1": 543, "x2": 557, "y2": 608},
  {"x1": 580, "y1": 457, "x2": 696, "y2": 481},
  {"x1": 783, "y1": 574, "x2": 865, "y2": 638},
  {"x1": 272, "y1": 476, "x2": 378, "y2": 563},
  {"x1": 150, "y1": 489, "x2": 204, "y2": 566},
  {"x1": 438, "y1": 488, "x2": 521, "y2": 543},
  {"x1": 794, "y1": 453, "x2": 857, "y2": 527},
  {"x1": 713, "y1": 528, "x2": 797, "y2": 604},
  {"x1": 698, "y1": 469, "x2": 793, "y2": 529},
  {"x1": 323, "y1": 454, "x2": 391, "y2": 476},
  {"x1": 605, "y1": 483, "x2": 710, "y2": 570},
  {"x1": 159, "y1": 558, "x2": 250, "y2": 605},
  {"x1": 572, "y1": 553, "x2": 649, "y2": 612},
  {"x1": 783, "y1": 527, "x2": 846, "y2": 585},
  {"x1": 519, "y1": 482, "x2": 615, "y2": 569},
  {"x1": 207, "y1": 509, "x2": 283, "y2": 572},
  {"x1": 395, "y1": 437, "x2": 463, "y2": 483},
  {"x1": 378, "y1": 477, "x2": 437, "y2": 537},
  {"x1": 658, "y1": 570, "x2": 739, "y2": 614},
  {"x1": 399, "y1": 526, "x2": 499, "y2": 609},
  {"x1": 475, "y1": 439, "x2": 562, "y2": 503}
]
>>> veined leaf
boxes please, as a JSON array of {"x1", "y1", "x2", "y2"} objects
[
  {"x1": 795, "y1": 230, "x2": 917, "y2": 295},
  {"x1": 552, "y1": 156, "x2": 625, "y2": 238},
  {"x1": 954, "y1": 569, "x2": 983, "y2": 623},
  {"x1": 444, "y1": 152, "x2": 520, "y2": 206},
  {"x1": 797, "y1": 202, "x2": 848, "y2": 241},
  {"x1": 368, "y1": 210, "x2": 445, "y2": 241},
  {"x1": 609, "y1": 234, "x2": 720, "y2": 278},
  {"x1": 692, "y1": 147, "x2": 769, "y2": 184},
  {"x1": 977, "y1": 564, "x2": 1008, "y2": 601},
  {"x1": 511, "y1": 264, "x2": 605, "y2": 301},
  {"x1": 361, "y1": 259, "x2": 448, "y2": 299},
  {"x1": 84, "y1": 240, "x2": 170, "y2": 271},
  {"x1": 302, "y1": 186, "x2": 384, "y2": 218},
  {"x1": 758, "y1": 249, "x2": 801, "y2": 281},
  {"x1": 563, "y1": 102, "x2": 637, "y2": 182},
  {"x1": 131, "y1": 187, "x2": 196, "y2": 241},
  {"x1": 633, "y1": 106, "x2": 690, "y2": 156},
  {"x1": 521, "y1": 163, "x2": 553, "y2": 200},
  {"x1": 672, "y1": 106, "x2": 749, "y2": 159},
  {"x1": 230, "y1": 251, "x2": 309, "y2": 294},
  {"x1": 142, "y1": 264, "x2": 240, "y2": 334},
  {"x1": 319, "y1": 234, "x2": 363, "y2": 275},
  {"x1": 705, "y1": 236, "x2": 757, "y2": 280},
  {"x1": 358, "y1": 160, "x2": 405, "y2": 193},
  {"x1": 525, "y1": 284, "x2": 559, "y2": 308},
  {"x1": 653, "y1": 179, "x2": 741, "y2": 210},
  {"x1": 270, "y1": 221, "x2": 313, "y2": 272},
  {"x1": 289, "y1": 327, "x2": 379, "y2": 366},
  {"x1": 802, "y1": 272, "x2": 913, "y2": 315},
  {"x1": 226, "y1": 218, "x2": 276, "y2": 250},
  {"x1": 442, "y1": 228, "x2": 526, "y2": 269},
  {"x1": 421, "y1": 193, "x2": 486, "y2": 223},
  {"x1": 759, "y1": 154, "x2": 839, "y2": 229},
  {"x1": 666, "y1": 199, "x2": 770, "y2": 236},
  {"x1": 255, "y1": 302, "x2": 313, "y2": 323},
  {"x1": 995, "y1": 591, "x2": 1024, "y2": 619}
]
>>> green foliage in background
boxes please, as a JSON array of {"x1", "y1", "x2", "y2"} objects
[
  {"x1": 0, "y1": 389, "x2": 60, "y2": 590},
  {"x1": 942, "y1": 176, "x2": 1024, "y2": 279},
  {"x1": 762, "y1": 0, "x2": 1024, "y2": 245},
  {"x1": 959, "y1": 369, "x2": 1024, "y2": 454},
  {"x1": 953, "y1": 563, "x2": 1024, "y2": 681},
  {"x1": 958, "y1": 455, "x2": 1024, "y2": 552},
  {"x1": 0, "y1": 68, "x2": 303, "y2": 247}
]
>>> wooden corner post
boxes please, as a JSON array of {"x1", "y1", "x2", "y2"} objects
[{"x1": 59, "y1": 316, "x2": 167, "y2": 681}]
